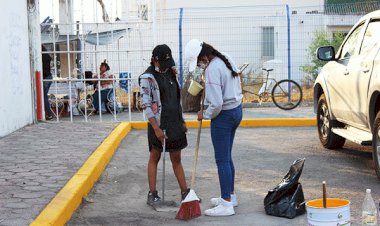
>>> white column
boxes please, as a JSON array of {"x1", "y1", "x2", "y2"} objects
[
  {"x1": 59, "y1": 0, "x2": 73, "y2": 34},
  {"x1": 28, "y1": 0, "x2": 42, "y2": 122},
  {"x1": 151, "y1": 0, "x2": 157, "y2": 46}
]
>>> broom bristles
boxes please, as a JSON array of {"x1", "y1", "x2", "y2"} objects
[
  {"x1": 176, "y1": 189, "x2": 201, "y2": 220},
  {"x1": 176, "y1": 200, "x2": 201, "y2": 220}
]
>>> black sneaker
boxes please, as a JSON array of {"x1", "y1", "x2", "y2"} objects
[{"x1": 147, "y1": 190, "x2": 161, "y2": 206}]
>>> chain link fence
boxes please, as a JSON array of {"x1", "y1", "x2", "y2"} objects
[{"x1": 40, "y1": 2, "x2": 373, "y2": 122}]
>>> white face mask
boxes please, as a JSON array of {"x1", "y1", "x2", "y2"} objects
[
  {"x1": 197, "y1": 57, "x2": 209, "y2": 70},
  {"x1": 155, "y1": 66, "x2": 160, "y2": 72},
  {"x1": 198, "y1": 62, "x2": 208, "y2": 69}
]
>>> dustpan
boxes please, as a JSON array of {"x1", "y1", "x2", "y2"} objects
[{"x1": 153, "y1": 130, "x2": 178, "y2": 212}]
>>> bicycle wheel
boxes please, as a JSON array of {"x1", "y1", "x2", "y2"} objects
[{"x1": 271, "y1": 79, "x2": 303, "y2": 110}]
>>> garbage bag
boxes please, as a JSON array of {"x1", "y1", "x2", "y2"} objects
[{"x1": 264, "y1": 158, "x2": 306, "y2": 219}]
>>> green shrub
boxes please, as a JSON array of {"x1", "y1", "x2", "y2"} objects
[{"x1": 301, "y1": 30, "x2": 345, "y2": 81}]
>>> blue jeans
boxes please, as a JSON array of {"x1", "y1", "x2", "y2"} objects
[
  {"x1": 92, "y1": 89, "x2": 111, "y2": 112},
  {"x1": 211, "y1": 104, "x2": 242, "y2": 200},
  {"x1": 43, "y1": 75, "x2": 53, "y2": 116}
]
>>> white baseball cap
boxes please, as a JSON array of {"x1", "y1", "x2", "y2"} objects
[{"x1": 184, "y1": 39, "x2": 203, "y2": 72}]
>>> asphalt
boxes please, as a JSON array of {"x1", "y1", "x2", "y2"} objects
[
  {"x1": 68, "y1": 127, "x2": 379, "y2": 226},
  {"x1": 0, "y1": 106, "x2": 316, "y2": 226}
]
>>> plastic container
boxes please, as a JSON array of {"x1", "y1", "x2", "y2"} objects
[
  {"x1": 361, "y1": 189, "x2": 377, "y2": 225},
  {"x1": 187, "y1": 80, "x2": 203, "y2": 96},
  {"x1": 306, "y1": 198, "x2": 350, "y2": 226}
]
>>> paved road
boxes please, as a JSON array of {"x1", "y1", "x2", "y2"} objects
[
  {"x1": 0, "y1": 122, "x2": 116, "y2": 226},
  {"x1": 69, "y1": 127, "x2": 379, "y2": 226},
  {"x1": 0, "y1": 106, "x2": 314, "y2": 226}
]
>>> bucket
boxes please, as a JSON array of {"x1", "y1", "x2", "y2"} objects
[
  {"x1": 188, "y1": 80, "x2": 203, "y2": 96},
  {"x1": 306, "y1": 198, "x2": 350, "y2": 226}
]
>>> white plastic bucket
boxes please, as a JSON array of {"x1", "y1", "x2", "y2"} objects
[
  {"x1": 188, "y1": 80, "x2": 203, "y2": 96},
  {"x1": 306, "y1": 198, "x2": 350, "y2": 226}
]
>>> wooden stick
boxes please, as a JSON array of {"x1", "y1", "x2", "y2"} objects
[{"x1": 190, "y1": 81, "x2": 205, "y2": 189}]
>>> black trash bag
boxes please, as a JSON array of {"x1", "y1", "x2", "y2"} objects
[{"x1": 264, "y1": 158, "x2": 306, "y2": 219}]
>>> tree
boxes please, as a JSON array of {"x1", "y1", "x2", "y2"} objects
[
  {"x1": 301, "y1": 30, "x2": 345, "y2": 81},
  {"x1": 97, "y1": 0, "x2": 110, "y2": 22}
]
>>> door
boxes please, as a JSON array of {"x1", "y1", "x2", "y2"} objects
[
  {"x1": 349, "y1": 20, "x2": 380, "y2": 128},
  {"x1": 326, "y1": 23, "x2": 365, "y2": 122}
]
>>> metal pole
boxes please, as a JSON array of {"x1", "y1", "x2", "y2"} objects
[
  {"x1": 66, "y1": 0, "x2": 73, "y2": 122},
  {"x1": 286, "y1": 4, "x2": 291, "y2": 101},
  {"x1": 53, "y1": 24, "x2": 59, "y2": 122},
  {"x1": 128, "y1": 73, "x2": 131, "y2": 122},
  {"x1": 96, "y1": 23, "x2": 102, "y2": 122},
  {"x1": 179, "y1": 8, "x2": 184, "y2": 88}
]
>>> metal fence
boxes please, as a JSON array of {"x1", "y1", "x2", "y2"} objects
[{"x1": 40, "y1": 2, "x2": 372, "y2": 122}]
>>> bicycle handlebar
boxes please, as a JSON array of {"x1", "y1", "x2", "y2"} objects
[{"x1": 262, "y1": 68, "x2": 273, "y2": 72}]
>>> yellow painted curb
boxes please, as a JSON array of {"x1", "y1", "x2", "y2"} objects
[
  {"x1": 131, "y1": 118, "x2": 316, "y2": 129},
  {"x1": 30, "y1": 117, "x2": 316, "y2": 226},
  {"x1": 30, "y1": 122, "x2": 132, "y2": 226},
  {"x1": 239, "y1": 118, "x2": 316, "y2": 127}
]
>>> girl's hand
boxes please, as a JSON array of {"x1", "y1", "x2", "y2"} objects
[
  {"x1": 197, "y1": 111, "x2": 203, "y2": 121},
  {"x1": 154, "y1": 127, "x2": 167, "y2": 143}
]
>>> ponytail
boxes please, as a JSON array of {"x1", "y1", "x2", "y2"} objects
[
  {"x1": 198, "y1": 43, "x2": 238, "y2": 77},
  {"x1": 213, "y1": 51, "x2": 238, "y2": 77}
]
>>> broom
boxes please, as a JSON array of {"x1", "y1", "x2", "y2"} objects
[{"x1": 176, "y1": 83, "x2": 205, "y2": 220}]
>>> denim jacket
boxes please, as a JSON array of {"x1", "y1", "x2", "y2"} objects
[
  {"x1": 139, "y1": 72, "x2": 162, "y2": 126},
  {"x1": 139, "y1": 67, "x2": 185, "y2": 127}
]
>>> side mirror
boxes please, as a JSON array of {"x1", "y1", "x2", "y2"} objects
[{"x1": 316, "y1": 46, "x2": 336, "y2": 61}]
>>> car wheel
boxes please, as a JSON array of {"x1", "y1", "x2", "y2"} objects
[
  {"x1": 372, "y1": 111, "x2": 380, "y2": 180},
  {"x1": 317, "y1": 94, "x2": 345, "y2": 149}
]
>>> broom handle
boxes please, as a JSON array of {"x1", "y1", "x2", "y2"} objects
[
  {"x1": 162, "y1": 130, "x2": 166, "y2": 202},
  {"x1": 191, "y1": 86, "x2": 205, "y2": 189},
  {"x1": 322, "y1": 181, "x2": 326, "y2": 208}
]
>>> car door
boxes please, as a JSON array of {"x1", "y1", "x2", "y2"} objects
[
  {"x1": 349, "y1": 19, "x2": 380, "y2": 128},
  {"x1": 326, "y1": 23, "x2": 365, "y2": 123}
]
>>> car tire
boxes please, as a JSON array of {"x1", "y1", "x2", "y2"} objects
[
  {"x1": 372, "y1": 111, "x2": 380, "y2": 180},
  {"x1": 317, "y1": 94, "x2": 345, "y2": 149}
]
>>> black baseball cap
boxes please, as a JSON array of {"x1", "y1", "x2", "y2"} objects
[{"x1": 152, "y1": 44, "x2": 175, "y2": 70}]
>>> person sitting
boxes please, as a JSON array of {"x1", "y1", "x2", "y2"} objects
[{"x1": 92, "y1": 60, "x2": 114, "y2": 113}]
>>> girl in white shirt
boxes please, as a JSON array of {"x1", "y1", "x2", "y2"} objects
[{"x1": 185, "y1": 39, "x2": 243, "y2": 216}]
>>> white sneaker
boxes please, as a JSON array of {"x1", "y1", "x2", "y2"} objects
[
  {"x1": 210, "y1": 194, "x2": 238, "y2": 207},
  {"x1": 204, "y1": 199, "x2": 235, "y2": 216}
]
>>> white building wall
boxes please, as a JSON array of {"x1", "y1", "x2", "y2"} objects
[
  {"x1": 71, "y1": 1, "x2": 362, "y2": 89},
  {"x1": 0, "y1": 0, "x2": 33, "y2": 137}
]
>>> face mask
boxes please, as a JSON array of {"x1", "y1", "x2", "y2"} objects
[
  {"x1": 155, "y1": 66, "x2": 160, "y2": 72},
  {"x1": 198, "y1": 57, "x2": 209, "y2": 70},
  {"x1": 198, "y1": 62, "x2": 208, "y2": 69}
]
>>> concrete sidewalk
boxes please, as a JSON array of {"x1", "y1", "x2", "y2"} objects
[
  {"x1": 0, "y1": 122, "x2": 117, "y2": 226},
  {"x1": 0, "y1": 106, "x2": 315, "y2": 226}
]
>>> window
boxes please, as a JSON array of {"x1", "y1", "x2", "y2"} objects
[
  {"x1": 262, "y1": 27, "x2": 274, "y2": 59},
  {"x1": 138, "y1": 4, "x2": 148, "y2": 21},
  {"x1": 360, "y1": 20, "x2": 380, "y2": 55},
  {"x1": 340, "y1": 23, "x2": 364, "y2": 60}
]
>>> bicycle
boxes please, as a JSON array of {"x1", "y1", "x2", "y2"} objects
[{"x1": 239, "y1": 65, "x2": 303, "y2": 110}]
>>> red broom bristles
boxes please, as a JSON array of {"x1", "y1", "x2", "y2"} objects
[{"x1": 176, "y1": 200, "x2": 201, "y2": 220}]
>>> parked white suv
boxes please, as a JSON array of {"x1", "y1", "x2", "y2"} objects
[{"x1": 314, "y1": 10, "x2": 380, "y2": 179}]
